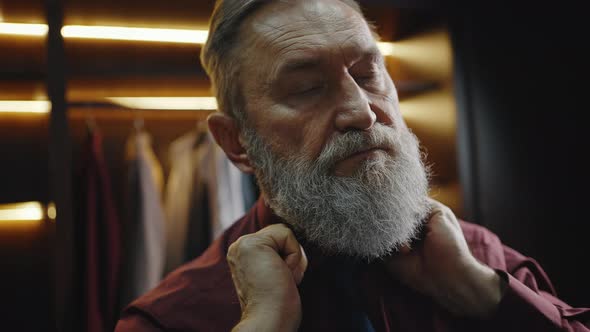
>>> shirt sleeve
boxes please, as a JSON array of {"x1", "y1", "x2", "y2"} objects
[
  {"x1": 483, "y1": 246, "x2": 590, "y2": 331},
  {"x1": 115, "y1": 309, "x2": 164, "y2": 332}
]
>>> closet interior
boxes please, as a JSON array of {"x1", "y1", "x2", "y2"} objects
[{"x1": 0, "y1": 2, "x2": 458, "y2": 331}]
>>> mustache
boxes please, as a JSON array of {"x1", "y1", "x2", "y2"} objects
[{"x1": 314, "y1": 124, "x2": 397, "y2": 171}]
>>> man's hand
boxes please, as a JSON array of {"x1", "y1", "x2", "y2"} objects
[
  {"x1": 228, "y1": 224, "x2": 308, "y2": 332},
  {"x1": 385, "y1": 199, "x2": 504, "y2": 318}
]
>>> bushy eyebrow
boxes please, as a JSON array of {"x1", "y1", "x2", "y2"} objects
[
  {"x1": 269, "y1": 56, "x2": 323, "y2": 85},
  {"x1": 269, "y1": 45, "x2": 381, "y2": 81},
  {"x1": 283, "y1": 58, "x2": 323, "y2": 73},
  {"x1": 354, "y1": 46, "x2": 384, "y2": 65}
]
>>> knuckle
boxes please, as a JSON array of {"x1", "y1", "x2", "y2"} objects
[
  {"x1": 227, "y1": 242, "x2": 239, "y2": 261},
  {"x1": 228, "y1": 234, "x2": 256, "y2": 255},
  {"x1": 280, "y1": 225, "x2": 295, "y2": 239},
  {"x1": 262, "y1": 223, "x2": 295, "y2": 240},
  {"x1": 441, "y1": 206, "x2": 453, "y2": 216},
  {"x1": 266, "y1": 223, "x2": 286, "y2": 233},
  {"x1": 275, "y1": 223, "x2": 294, "y2": 237},
  {"x1": 430, "y1": 201, "x2": 453, "y2": 219},
  {"x1": 227, "y1": 235, "x2": 263, "y2": 267},
  {"x1": 237, "y1": 234, "x2": 258, "y2": 249}
]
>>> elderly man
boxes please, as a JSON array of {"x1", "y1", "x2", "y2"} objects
[{"x1": 116, "y1": 0, "x2": 589, "y2": 331}]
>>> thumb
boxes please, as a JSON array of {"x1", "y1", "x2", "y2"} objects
[{"x1": 287, "y1": 246, "x2": 308, "y2": 285}]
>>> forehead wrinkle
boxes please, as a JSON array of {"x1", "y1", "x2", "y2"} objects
[
  {"x1": 249, "y1": 0, "x2": 365, "y2": 49},
  {"x1": 240, "y1": 0, "x2": 379, "y2": 97},
  {"x1": 245, "y1": 0, "x2": 372, "y2": 51},
  {"x1": 252, "y1": 19, "x2": 303, "y2": 47},
  {"x1": 253, "y1": 20, "x2": 336, "y2": 54},
  {"x1": 265, "y1": 29, "x2": 378, "y2": 87},
  {"x1": 264, "y1": 15, "x2": 373, "y2": 69},
  {"x1": 257, "y1": 32, "x2": 333, "y2": 86},
  {"x1": 267, "y1": 22, "x2": 369, "y2": 63},
  {"x1": 266, "y1": 50, "x2": 323, "y2": 88}
]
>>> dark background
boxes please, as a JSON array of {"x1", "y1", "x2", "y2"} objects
[{"x1": 451, "y1": 4, "x2": 589, "y2": 308}]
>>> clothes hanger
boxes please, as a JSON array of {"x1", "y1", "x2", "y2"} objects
[
  {"x1": 85, "y1": 106, "x2": 98, "y2": 134},
  {"x1": 132, "y1": 108, "x2": 145, "y2": 134}
]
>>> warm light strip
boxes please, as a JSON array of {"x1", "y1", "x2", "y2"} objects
[
  {"x1": 0, "y1": 23, "x2": 396, "y2": 56},
  {"x1": 0, "y1": 100, "x2": 51, "y2": 113},
  {"x1": 0, "y1": 22, "x2": 48, "y2": 36},
  {"x1": 0, "y1": 202, "x2": 44, "y2": 222},
  {"x1": 47, "y1": 202, "x2": 57, "y2": 221},
  {"x1": 377, "y1": 42, "x2": 395, "y2": 56},
  {"x1": 107, "y1": 97, "x2": 218, "y2": 110},
  {"x1": 61, "y1": 25, "x2": 209, "y2": 44}
]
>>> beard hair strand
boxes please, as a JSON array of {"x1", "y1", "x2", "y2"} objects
[{"x1": 243, "y1": 124, "x2": 431, "y2": 261}]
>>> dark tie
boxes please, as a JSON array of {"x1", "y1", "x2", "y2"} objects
[{"x1": 328, "y1": 258, "x2": 376, "y2": 332}]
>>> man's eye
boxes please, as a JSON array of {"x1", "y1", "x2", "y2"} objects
[
  {"x1": 355, "y1": 73, "x2": 378, "y2": 83},
  {"x1": 355, "y1": 73, "x2": 382, "y2": 89},
  {"x1": 294, "y1": 85, "x2": 323, "y2": 96}
]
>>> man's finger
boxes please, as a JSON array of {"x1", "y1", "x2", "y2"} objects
[
  {"x1": 425, "y1": 198, "x2": 461, "y2": 230},
  {"x1": 257, "y1": 224, "x2": 308, "y2": 284},
  {"x1": 291, "y1": 246, "x2": 308, "y2": 285}
]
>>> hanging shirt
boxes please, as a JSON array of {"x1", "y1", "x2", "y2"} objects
[
  {"x1": 119, "y1": 131, "x2": 166, "y2": 310},
  {"x1": 80, "y1": 130, "x2": 121, "y2": 332},
  {"x1": 206, "y1": 134, "x2": 246, "y2": 240},
  {"x1": 164, "y1": 131, "x2": 199, "y2": 273},
  {"x1": 164, "y1": 130, "x2": 210, "y2": 273},
  {"x1": 115, "y1": 197, "x2": 590, "y2": 331},
  {"x1": 164, "y1": 130, "x2": 247, "y2": 274}
]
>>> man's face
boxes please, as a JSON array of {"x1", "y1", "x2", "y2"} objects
[
  {"x1": 235, "y1": 0, "x2": 430, "y2": 259},
  {"x1": 240, "y1": 0, "x2": 405, "y2": 175}
]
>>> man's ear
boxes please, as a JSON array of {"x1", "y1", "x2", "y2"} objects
[{"x1": 207, "y1": 113, "x2": 255, "y2": 174}]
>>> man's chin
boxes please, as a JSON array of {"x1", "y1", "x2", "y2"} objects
[{"x1": 331, "y1": 149, "x2": 390, "y2": 177}]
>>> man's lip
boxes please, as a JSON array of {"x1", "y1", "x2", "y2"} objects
[
  {"x1": 343, "y1": 147, "x2": 389, "y2": 160},
  {"x1": 330, "y1": 147, "x2": 391, "y2": 175}
]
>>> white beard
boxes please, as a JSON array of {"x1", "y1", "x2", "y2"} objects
[{"x1": 243, "y1": 123, "x2": 431, "y2": 260}]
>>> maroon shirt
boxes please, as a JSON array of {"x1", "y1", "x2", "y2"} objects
[
  {"x1": 116, "y1": 198, "x2": 590, "y2": 331},
  {"x1": 84, "y1": 131, "x2": 121, "y2": 332}
]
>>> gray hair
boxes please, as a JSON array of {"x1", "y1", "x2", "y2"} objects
[{"x1": 200, "y1": 0, "x2": 368, "y2": 129}]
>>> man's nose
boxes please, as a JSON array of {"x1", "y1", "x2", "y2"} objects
[{"x1": 333, "y1": 75, "x2": 376, "y2": 132}]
